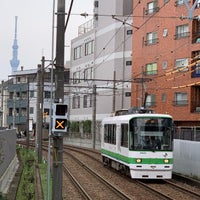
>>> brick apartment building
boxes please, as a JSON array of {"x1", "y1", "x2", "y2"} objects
[{"x1": 131, "y1": 0, "x2": 200, "y2": 126}]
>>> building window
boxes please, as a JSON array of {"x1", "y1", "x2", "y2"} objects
[
  {"x1": 84, "y1": 67, "x2": 93, "y2": 81},
  {"x1": 146, "y1": 63, "x2": 157, "y2": 75},
  {"x1": 163, "y1": 28, "x2": 168, "y2": 37},
  {"x1": 94, "y1": 0, "x2": 99, "y2": 7},
  {"x1": 146, "y1": 1, "x2": 159, "y2": 15},
  {"x1": 126, "y1": 61, "x2": 132, "y2": 66},
  {"x1": 175, "y1": 58, "x2": 188, "y2": 71},
  {"x1": 125, "y1": 92, "x2": 131, "y2": 97},
  {"x1": 127, "y1": 30, "x2": 132, "y2": 35},
  {"x1": 74, "y1": 45, "x2": 82, "y2": 60},
  {"x1": 30, "y1": 90, "x2": 34, "y2": 98},
  {"x1": 83, "y1": 94, "x2": 92, "y2": 108},
  {"x1": 44, "y1": 91, "x2": 51, "y2": 98},
  {"x1": 146, "y1": 32, "x2": 158, "y2": 45},
  {"x1": 17, "y1": 77, "x2": 21, "y2": 83},
  {"x1": 175, "y1": 0, "x2": 185, "y2": 6},
  {"x1": 174, "y1": 92, "x2": 188, "y2": 105},
  {"x1": 162, "y1": 93, "x2": 166, "y2": 102},
  {"x1": 85, "y1": 40, "x2": 94, "y2": 56},
  {"x1": 145, "y1": 94, "x2": 156, "y2": 107},
  {"x1": 30, "y1": 107, "x2": 34, "y2": 114},
  {"x1": 9, "y1": 108, "x2": 12, "y2": 116},
  {"x1": 22, "y1": 91, "x2": 27, "y2": 99},
  {"x1": 73, "y1": 71, "x2": 80, "y2": 84},
  {"x1": 175, "y1": 24, "x2": 189, "y2": 39},
  {"x1": 15, "y1": 92, "x2": 20, "y2": 98},
  {"x1": 72, "y1": 96, "x2": 80, "y2": 109}
]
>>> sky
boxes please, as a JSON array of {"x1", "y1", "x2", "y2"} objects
[{"x1": 0, "y1": 0, "x2": 93, "y2": 81}]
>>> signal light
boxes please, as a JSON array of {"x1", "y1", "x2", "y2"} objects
[{"x1": 52, "y1": 103, "x2": 68, "y2": 133}]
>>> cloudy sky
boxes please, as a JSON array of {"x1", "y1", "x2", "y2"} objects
[{"x1": 0, "y1": 0, "x2": 93, "y2": 81}]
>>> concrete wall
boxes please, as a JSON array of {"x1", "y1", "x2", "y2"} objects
[
  {"x1": 173, "y1": 139, "x2": 200, "y2": 179},
  {"x1": 0, "y1": 129, "x2": 18, "y2": 193}
]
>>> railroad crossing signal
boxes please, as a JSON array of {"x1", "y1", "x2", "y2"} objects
[{"x1": 52, "y1": 103, "x2": 68, "y2": 133}]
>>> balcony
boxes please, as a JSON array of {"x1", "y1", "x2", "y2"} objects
[
  {"x1": 192, "y1": 31, "x2": 200, "y2": 43},
  {"x1": 7, "y1": 99, "x2": 28, "y2": 108},
  {"x1": 78, "y1": 19, "x2": 94, "y2": 36},
  {"x1": 191, "y1": 63, "x2": 200, "y2": 77},
  {"x1": 8, "y1": 83, "x2": 28, "y2": 92},
  {"x1": 7, "y1": 115, "x2": 27, "y2": 125}
]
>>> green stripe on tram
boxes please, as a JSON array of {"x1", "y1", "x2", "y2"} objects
[{"x1": 101, "y1": 149, "x2": 173, "y2": 164}]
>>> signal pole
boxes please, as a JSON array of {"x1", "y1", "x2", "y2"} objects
[
  {"x1": 52, "y1": 0, "x2": 65, "y2": 199},
  {"x1": 92, "y1": 84, "x2": 96, "y2": 149}
]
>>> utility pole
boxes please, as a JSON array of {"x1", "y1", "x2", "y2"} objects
[
  {"x1": 26, "y1": 77, "x2": 30, "y2": 149},
  {"x1": 36, "y1": 60, "x2": 44, "y2": 164},
  {"x1": 52, "y1": 0, "x2": 65, "y2": 199},
  {"x1": 0, "y1": 81, "x2": 4, "y2": 127},
  {"x1": 92, "y1": 84, "x2": 96, "y2": 149},
  {"x1": 112, "y1": 71, "x2": 116, "y2": 113}
]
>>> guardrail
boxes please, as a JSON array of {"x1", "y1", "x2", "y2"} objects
[{"x1": 174, "y1": 126, "x2": 200, "y2": 141}]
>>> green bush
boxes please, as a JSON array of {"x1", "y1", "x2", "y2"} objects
[
  {"x1": 16, "y1": 148, "x2": 35, "y2": 200},
  {"x1": 82, "y1": 120, "x2": 91, "y2": 133},
  {"x1": 69, "y1": 121, "x2": 79, "y2": 132}
]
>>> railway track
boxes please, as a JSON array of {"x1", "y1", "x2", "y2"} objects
[
  {"x1": 164, "y1": 179, "x2": 200, "y2": 199},
  {"x1": 63, "y1": 150, "x2": 133, "y2": 200},
  {"x1": 135, "y1": 179, "x2": 200, "y2": 200}
]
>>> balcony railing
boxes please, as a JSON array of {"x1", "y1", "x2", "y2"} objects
[
  {"x1": 7, "y1": 99, "x2": 28, "y2": 108},
  {"x1": 7, "y1": 115, "x2": 27, "y2": 125},
  {"x1": 173, "y1": 100, "x2": 188, "y2": 106},
  {"x1": 174, "y1": 32, "x2": 190, "y2": 40},
  {"x1": 144, "y1": 38, "x2": 158, "y2": 45},
  {"x1": 78, "y1": 19, "x2": 94, "y2": 36}
]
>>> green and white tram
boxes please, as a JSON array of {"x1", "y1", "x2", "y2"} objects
[{"x1": 101, "y1": 112, "x2": 174, "y2": 179}]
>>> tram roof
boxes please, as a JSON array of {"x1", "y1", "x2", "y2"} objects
[{"x1": 102, "y1": 113, "x2": 173, "y2": 123}]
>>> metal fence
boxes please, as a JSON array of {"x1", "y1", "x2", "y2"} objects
[{"x1": 174, "y1": 126, "x2": 200, "y2": 141}]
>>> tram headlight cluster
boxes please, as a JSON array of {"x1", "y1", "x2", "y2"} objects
[
  {"x1": 136, "y1": 158, "x2": 142, "y2": 163},
  {"x1": 164, "y1": 159, "x2": 169, "y2": 163}
]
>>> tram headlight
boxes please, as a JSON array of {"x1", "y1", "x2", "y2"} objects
[
  {"x1": 136, "y1": 158, "x2": 142, "y2": 163},
  {"x1": 164, "y1": 159, "x2": 169, "y2": 164}
]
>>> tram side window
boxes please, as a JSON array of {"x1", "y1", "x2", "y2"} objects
[
  {"x1": 104, "y1": 124, "x2": 116, "y2": 144},
  {"x1": 121, "y1": 124, "x2": 128, "y2": 147}
]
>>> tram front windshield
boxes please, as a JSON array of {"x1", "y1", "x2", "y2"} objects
[{"x1": 130, "y1": 117, "x2": 173, "y2": 151}]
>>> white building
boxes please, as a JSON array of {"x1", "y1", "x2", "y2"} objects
[{"x1": 70, "y1": 0, "x2": 133, "y2": 122}]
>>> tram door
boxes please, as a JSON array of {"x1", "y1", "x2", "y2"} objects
[{"x1": 117, "y1": 124, "x2": 121, "y2": 153}]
